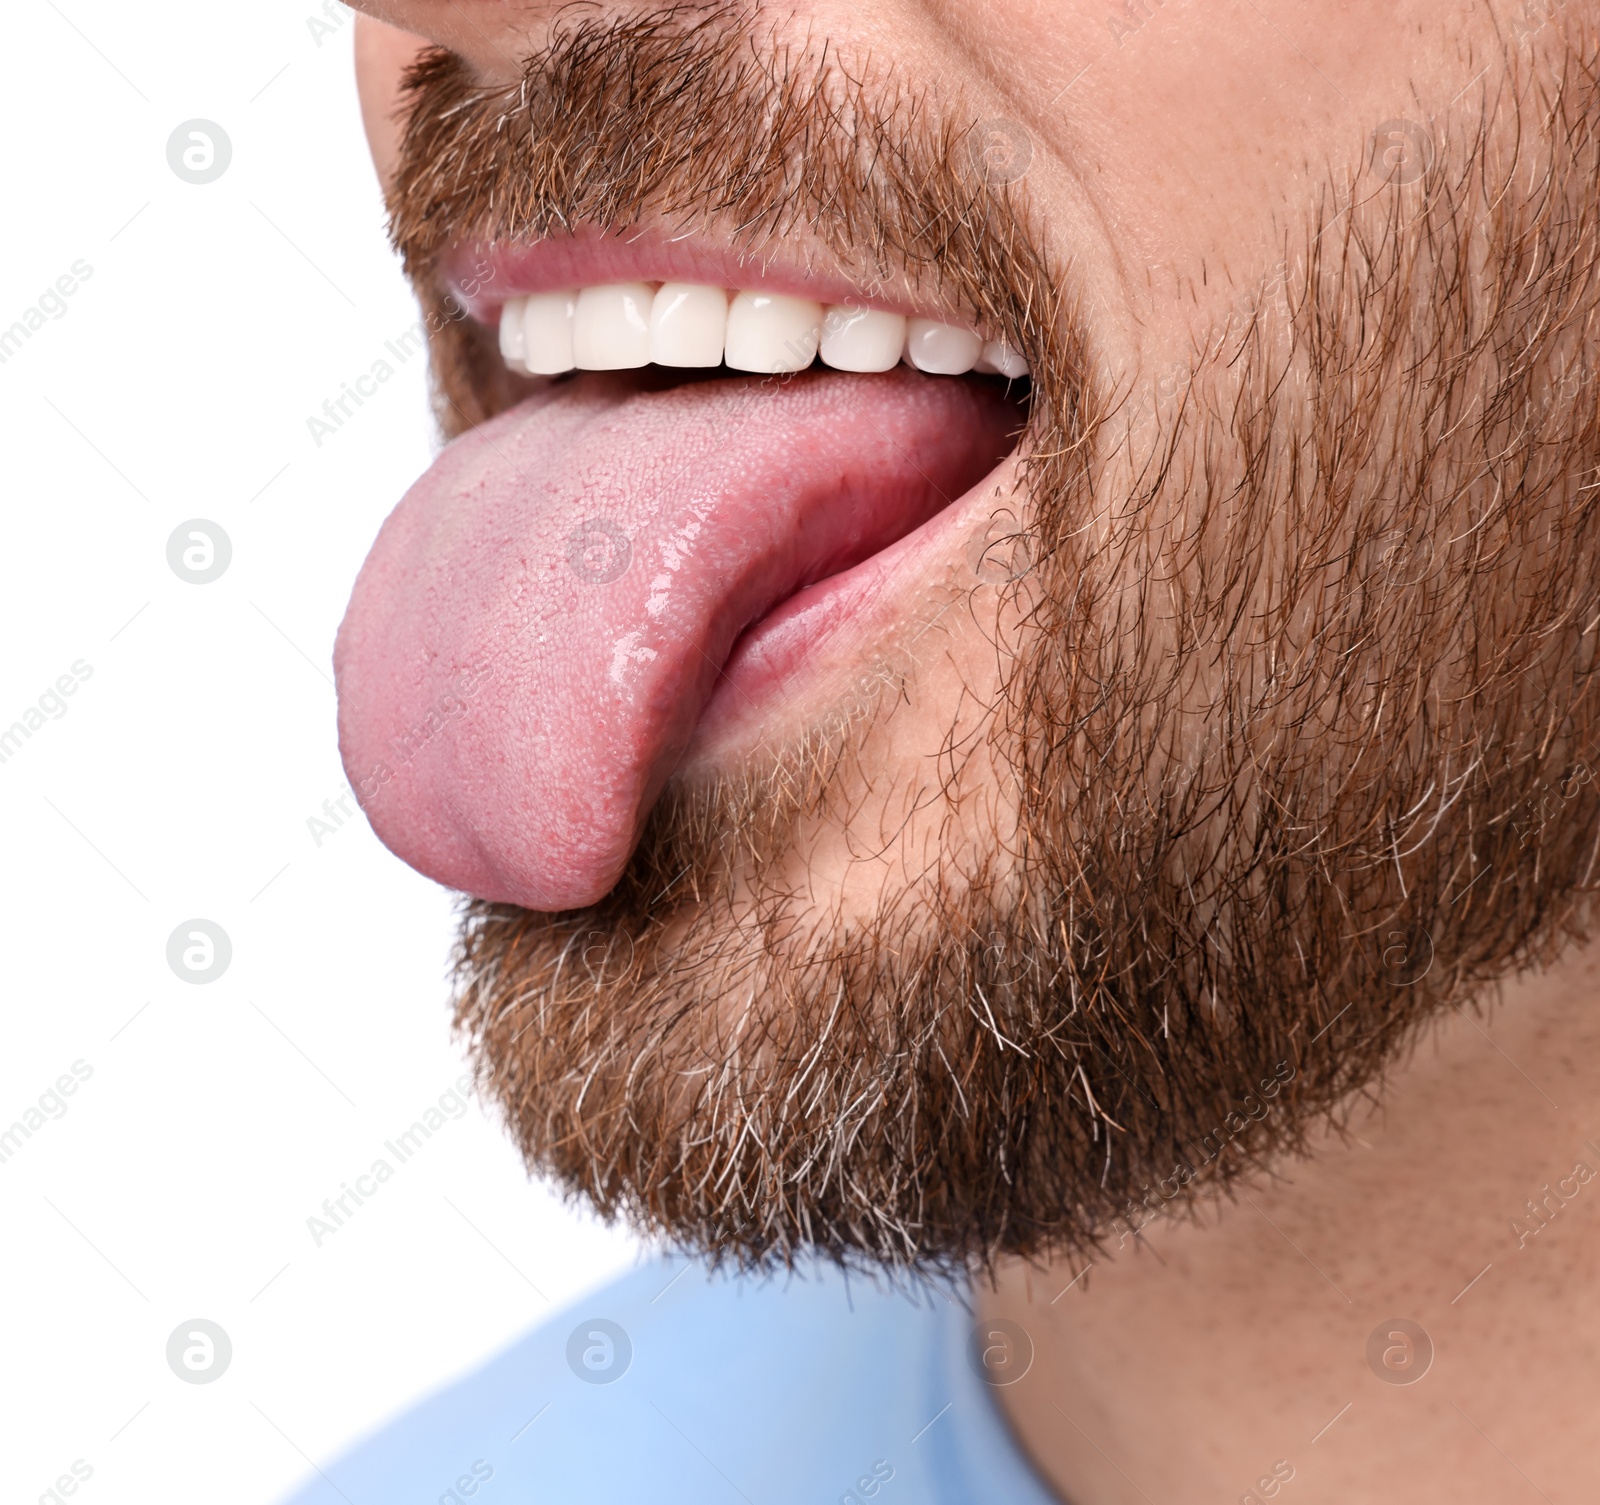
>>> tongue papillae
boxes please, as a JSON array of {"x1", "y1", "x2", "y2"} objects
[{"x1": 334, "y1": 367, "x2": 1017, "y2": 911}]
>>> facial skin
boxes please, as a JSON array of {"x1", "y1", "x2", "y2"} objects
[{"x1": 339, "y1": 1, "x2": 1600, "y2": 1498}]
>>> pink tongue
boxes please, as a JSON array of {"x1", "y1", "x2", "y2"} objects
[{"x1": 335, "y1": 368, "x2": 1015, "y2": 911}]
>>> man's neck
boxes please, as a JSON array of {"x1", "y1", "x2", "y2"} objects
[{"x1": 984, "y1": 936, "x2": 1600, "y2": 1504}]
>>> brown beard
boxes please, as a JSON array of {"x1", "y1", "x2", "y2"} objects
[{"x1": 384, "y1": 8, "x2": 1600, "y2": 1275}]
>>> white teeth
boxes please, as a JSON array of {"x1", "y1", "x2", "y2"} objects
[
  {"x1": 724, "y1": 291, "x2": 823, "y2": 373},
  {"x1": 573, "y1": 282, "x2": 654, "y2": 369},
  {"x1": 819, "y1": 305, "x2": 907, "y2": 373},
  {"x1": 498, "y1": 296, "x2": 530, "y2": 374},
  {"x1": 497, "y1": 281, "x2": 1009, "y2": 380},
  {"x1": 975, "y1": 338, "x2": 1030, "y2": 380},
  {"x1": 522, "y1": 289, "x2": 577, "y2": 374},
  {"x1": 904, "y1": 318, "x2": 984, "y2": 376},
  {"x1": 650, "y1": 283, "x2": 728, "y2": 367}
]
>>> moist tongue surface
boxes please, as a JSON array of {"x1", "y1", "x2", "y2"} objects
[{"x1": 335, "y1": 367, "x2": 1016, "y2": 911}]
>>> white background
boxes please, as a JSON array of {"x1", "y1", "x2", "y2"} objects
[{"x1": 0, "y1": 3, "x2": 641, "y2": 1500}]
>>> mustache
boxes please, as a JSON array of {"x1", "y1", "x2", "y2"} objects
[{"x1": 383, "y1": 5, "x2": 1090, "y2": 454}]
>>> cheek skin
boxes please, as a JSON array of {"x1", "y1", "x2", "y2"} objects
[
  {"x1": 353, "y1": 12, "x2": 432, "y2": 194},
  {"x1": 349, "y1": 0, "x2": 558, "y2": 77}
]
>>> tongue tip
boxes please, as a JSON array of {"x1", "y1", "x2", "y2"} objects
[
  {"x1": 362, "y1": 778, "x2": 631, "y2": 912},
  {"x1": 466, "y1": 858, "x2": 627, "y2": 914},
  {"x1": 335, "y1": 717, "x2": 629, "y2": 917},
  {"x1": 367, "y1": 804, "x2": 629, "y2": 913}
]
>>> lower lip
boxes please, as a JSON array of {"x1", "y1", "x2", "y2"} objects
[{"x1": 689, "y1": 470, "x2": 996, "y2": 751}]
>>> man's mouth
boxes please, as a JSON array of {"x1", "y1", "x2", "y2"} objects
[{"x1": 333, "y1": 237, "x2": 1030, "y2": 912}]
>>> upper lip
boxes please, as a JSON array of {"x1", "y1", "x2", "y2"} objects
[{"x1": 440, "y1": 223, "x2": 971, "y2": 330}]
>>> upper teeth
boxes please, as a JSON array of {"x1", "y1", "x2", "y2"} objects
[{"x1": 497, "y1": 282, "x2": 1028, "y2": 380}]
